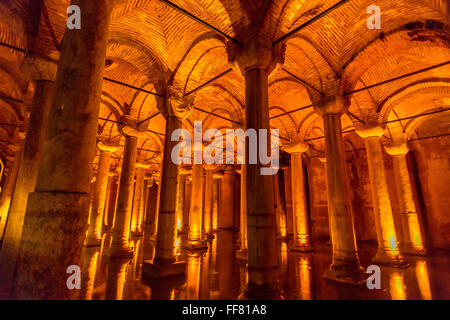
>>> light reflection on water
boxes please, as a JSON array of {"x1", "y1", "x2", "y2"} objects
[{"x1": 80, "y1": 228, "x2": 448, "y2": 300}]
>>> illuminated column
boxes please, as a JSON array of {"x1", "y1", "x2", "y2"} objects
[
  {"x1": 314, "y1": 95, "x2": 365, "y2": 285},
  {"x1": 85, "y1": 142, "x2": 118, "y2": 246},
  {"x1": 228, "y1": 31, "x2": 283, "y2": 298},
  {"x1": 107, "y1": 133, "x2": 138, "y2": 259},
  {"x1": 203, "y1": 165, "x2": 216, "y2": 237},
  {"x1": 274, "y1": 172, "x2": 287, "y2": 239},
  {"x1": 105, "y1": 258, "x2": 129, "y2": 300},
  {"x1": 385, "y1": 135, "x2": 427, "y2": 255},
  {"x1": 79, "y1": 247, "x2": 100, "y2": 300},
  {"x1": 219, "y1": 170, "x2": 234, "y2": 229},
  {"x1": 356, "y1": 126, "x2": 408, "y2": 267},
  {"x1": 185, "y1": 163, "x2": 207, "y2": 249},
  {"x1": 12, "y1": 0, "x2": 114, "y2": 300},
  {"x1": 237, "y1": 165, "x2": 248, "y2": 254},
  {"x1": 212, "y1": 172, "x2": 223, "y2": 232},
  {"x1": 131, "y1": 165, "x2": 147, "y2": 235},
  {"x1": 0, "y1": 146, "x2": 22, "y2": 240},
  {"x1": 105, "y1": 172, "x2": 120, "y2": 230},
  {"x1": 0, "y1": 55, "x2": 56, "y2": 291},
  {"x1": 154, "y1": 116, "x2": 182, "y2": 262},
  {"x1": 176, "y1": 169, "x2": 189, "y2": 233},
  {"x1": 284, "y1": 142, "x2": 313, "y2": 252}
]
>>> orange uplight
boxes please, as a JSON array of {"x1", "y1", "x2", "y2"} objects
[
  {"x1": 298, "y1": 257, "x2": 312, "y2": 300},
  {"x1": 416, "y1": 261, "x2": 432, "y2": 300},
  {"x1": 389, "y1": 272, "x2": 406, "y2": 300}
]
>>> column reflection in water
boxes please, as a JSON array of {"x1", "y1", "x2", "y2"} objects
[
  {"x1": 217, "y1": 230, "x2": 236, "y2": 299},
  {"x1": 389, "y1": 270, "x2": 407, "y2": 300},
  {"x1": 105, "y1": 258, "x2": 130, "y2": 300},
  {"x1": 200, "y1": 243, "x2": 212, "y2": 300},
  {"x1": 296, "y1": 256, "x2": 312, "y2": 300},
  {"x1": 415, "y1": 260, "x2": 432, "y2": 300},
  {"x1": 186, "y1": 252, "x2": 202, "y2": 300},
  {"x1": 80, "y1": 247, "x2": 100, "y2": 300}
]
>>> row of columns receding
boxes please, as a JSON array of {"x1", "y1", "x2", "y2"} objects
[{"x1": 0, "y1": 0, "x2": 427, "y2": 299}]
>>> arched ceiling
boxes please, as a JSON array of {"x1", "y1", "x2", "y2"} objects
[{"x1": 0, "y1": 0, "x2": 449, "y2": 168}]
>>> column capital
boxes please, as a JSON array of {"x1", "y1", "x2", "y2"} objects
[
  {"x1": 213, "y1": 171, "x2": 224, "y2": 179},
  {"x1": 355, "y1": 125, "x2": 386, "y2": 139},
  {"x1": 282, "y1": 141, "x2": 309, "y2": 154},
  {"x1": 384, "y1": 133, "x2": 409, "y2": 156},
  {"x1": 318, "y1": 156, "x2": 327, "y2": 164},
  {"x1": 227, "y1": 29, "x2": 286, "y2": 75},
  {"x1": 21, "y1": 53, "x2": 58, "y2": 82},
  {"x1": 136, "y1": 162, "x2": 151, "y2": 169},
  {"x1": 179, "y1": 166, "x2": 192, "y2": 175},
  {"x1": 155, "y1": 83, "x2": 193, "y2": 120},
  {"x1": 313, "y1": 95, "x2": 349, "y2": 116},
  {"x1": 97, "y1": 140, "x2": 120, "y2": 153},
  {"x1": 204, "y1": 164, "x2": 218, "y2": 171}
]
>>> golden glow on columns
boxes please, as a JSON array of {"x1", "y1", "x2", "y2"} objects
[
  {"x1": 297, "y1": 256, "x2": 312, "y2": 300},
  {"x1": 389, "y1": 272, "x2": 407, "y2": 300},
  {"x1": 415, "y1": 261, "x2": 432, "y2": 300},
  {"x1": 186, "y1": 253, "x2": 202, "y2": 299}
]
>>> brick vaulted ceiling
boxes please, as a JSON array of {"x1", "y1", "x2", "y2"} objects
[{"x1": 0, "y1": 0, "x2": 449, "y2": 170}]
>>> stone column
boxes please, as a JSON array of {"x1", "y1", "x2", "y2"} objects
[
  {"x1": 203, "y1": 165, "x2": 215, "y2": 237},
  {"x1": 0, "y1": 56, "x2": 56, "y2": 291},
  {"x1": 228, "y1": 32, "x2": 283, "y2": 298},
  {"x1": 107, "y1": 133, "x2": 138, "y2": 259},
  {"x1": 105, "y1": 172, "x2": 120, "y2": 230},
  {"x1": 212, "y1": 172, "x2": 223, "y2": 232},
  {"x1": 12, "y1": 0, "x2": 114, "y2": 300},
  {"x1": 237, "y1": 165, "x2": 248, "y2": 254},
  {"x1": 385, "y1": 134, "x2": 427, "y2": 255},
  {"x1": 284, "y1": 141, "x2": 313, "y2": 252},
  {"x1": 154, "y1": 116, "x2": 182, "y2": 261},
  {"x1": 0, "y1": 147, "x2": 22, "y2": 240},
  {"x1": 178, "y1": 167, "x2": 191, "y2": 234},
  {"x1": 143, "y1": 116, "x2": 186, "y2": 280},
  {"x1": 131, "y1": 165, "x2": 147, "y2": 235},
  {"x1": 219, "y1": 171, "x2": 234, "y2": 229},
  {"x1": 314, "y1": 95, "x2": 365, "y2": 285},
  {"x1": 185, "y1": 163, "x2": 208, "y2": 249},
  {"x1": 356, "y1": 126, "x2": 408, "y2": 267},
  {"x1": 85, "y1": 141, "x2": 118, "y2": 246}
]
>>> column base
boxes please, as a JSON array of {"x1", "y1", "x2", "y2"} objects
[
  {"x1": 236, "y1": 249, "x2": 248, "y2": 261},
  {"x1": 403, "y1": 246, "x2": 427, "y2": 256},
  {"x1": 84, "y1": 237, "x2": 102, "y2": 247},
  {"x1": 131, "y1": 231, "x2": 143, "y2": 237},
  {"x1": 239, "y1": 283, "x2": 282, "y2": 300},
  {"x1": 323, "y1": 264, "x2": 367, "y2": 286},
  {"x1": 142, "y1": 260, "x2": 186, "y2": 281},
  {"x1": 105, "y1": 247, "x2": 134, "y2": 260},
  {"x1": 12, "y1": 191, "x2": 90, "y2": 300},
  {"x1": 372, "y1": 252, "x2": 409, "y2": 269},
  {"x1": 182, "y1": 240, "x2": 208, "y2": 250},
  {"x1": 290, "y1": 245, "x2": 314, "y2": 253},
  {"x1": 203, "y1": 232, "x2": 215, "y2": 240}
]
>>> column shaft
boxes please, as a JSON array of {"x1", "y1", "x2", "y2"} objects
[
  {"x1": 244, "y1": 68, "x2": 278, "y2": 297},
  {"x1": 12, "y1": 0, "x2": 113, "y2": 299},
  {"x1": 322, "y1": 113, "x2": 365, "y2": 284},
  {"x1": 155, "y1": 117, "x2": 181, "y2": 262},
  {"x1": 203, "y1": 169, "x2": 214, "y2": 236},
  {"x1": 0, "y1": 151, "x2": 22, "y2": 239},
  {"x1": 131, "y1": 167, "x2": 145, "y2": 234},
  {"x1": 239, "y1": 165, "x2": 248, "y2": 251},
  {"x1": 186, "y1": 164, "x2": 206, "y2": 248},
  {"x1": 85, "y1": 149, "x2": 111, "y2": 246},
  {"x1": 392, "y1": 154, "x2": 426, "y2": 254},
  {"x1": 108, "y1": 135, "x2": 137, "y2": 258},
  {"x1": 364, "y1": 136, "x2": 407, "y2": 267},
  {"x1": 291, "y1": 153, "x2": 313, "y2": 251}
]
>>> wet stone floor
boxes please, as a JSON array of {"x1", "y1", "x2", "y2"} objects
[{"x1": 77, "y1": 227, "x2": 449, "y2": 300}]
